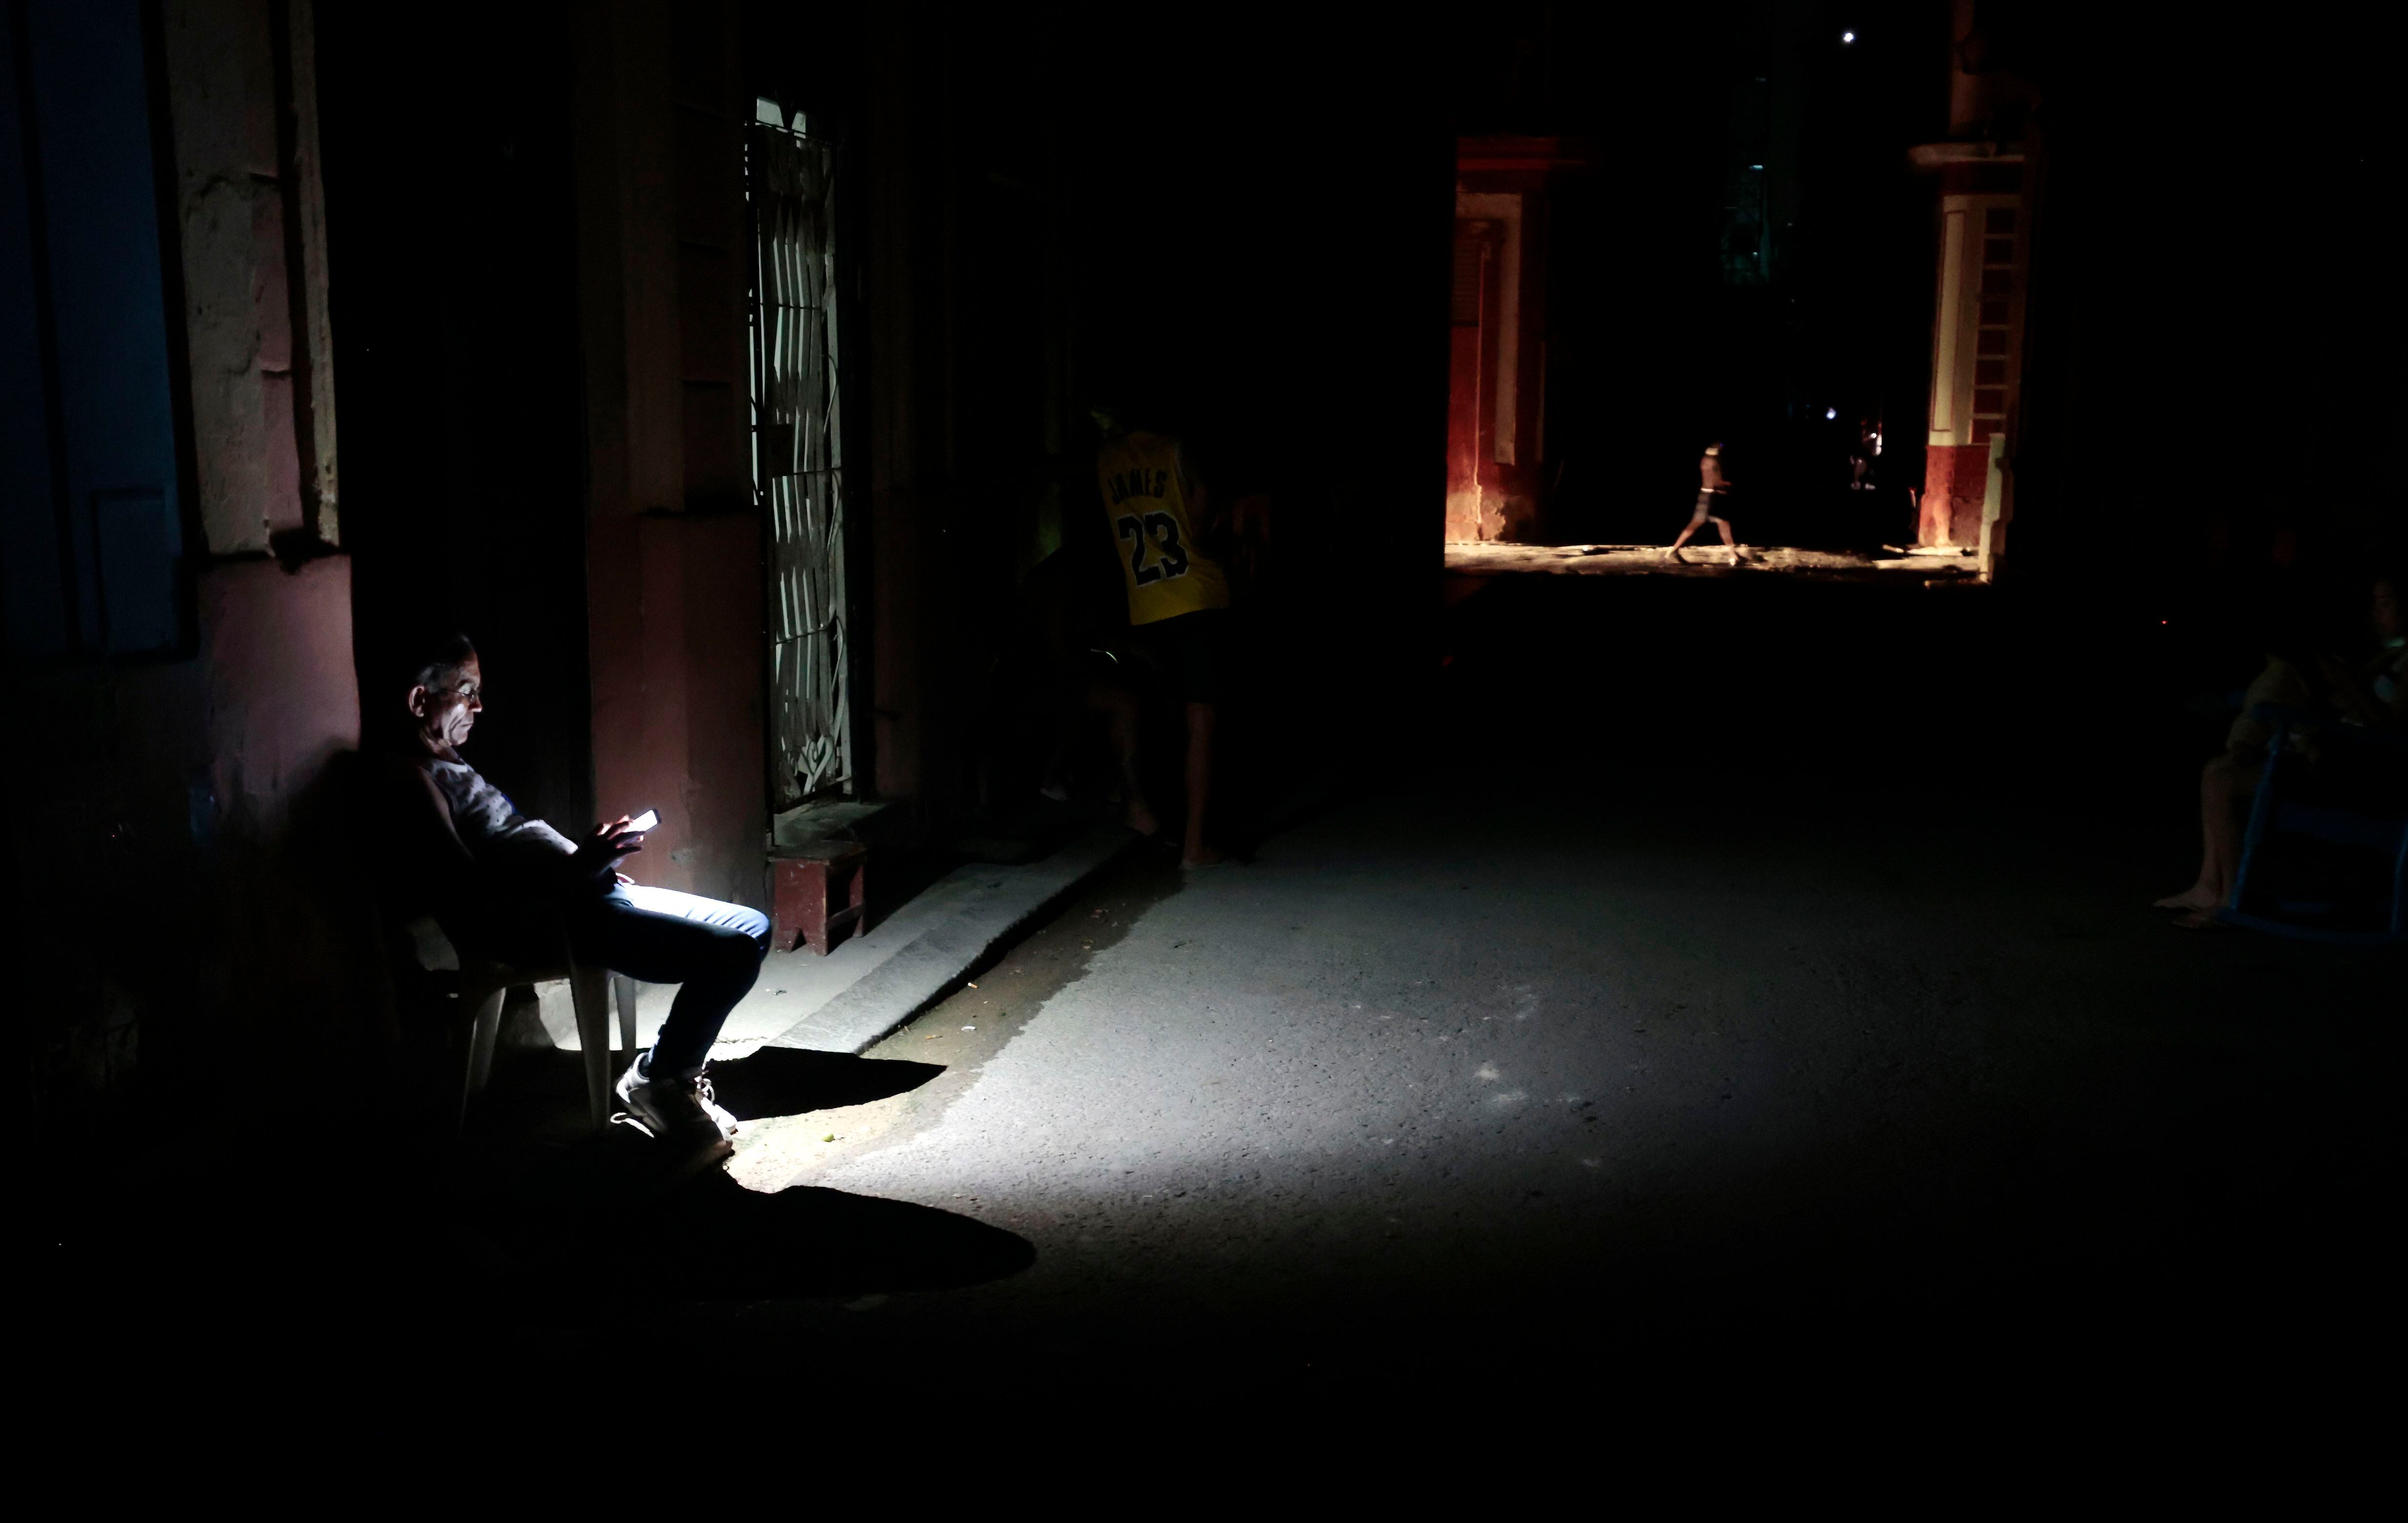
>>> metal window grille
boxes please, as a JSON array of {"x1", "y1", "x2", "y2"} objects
[{"x1": 748, "y1": 112, "x2": 850, "y2": 807}]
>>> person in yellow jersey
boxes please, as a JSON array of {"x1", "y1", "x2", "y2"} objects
[{"x1": 1092, "y1": 403, "x2": 1231, "y2": 866}]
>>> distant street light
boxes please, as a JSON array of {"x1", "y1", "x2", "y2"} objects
[{"x1": 1842, "y1": 31, "x2": 1856, "y2": 43}]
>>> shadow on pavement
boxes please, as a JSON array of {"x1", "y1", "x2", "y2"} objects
[
  {"x1": 703, "y1": 1047, "x2": 945, "y2": 1120},
  {"x1": 466, "y1": 1121, "x2": 1033, "y2": 1303}
]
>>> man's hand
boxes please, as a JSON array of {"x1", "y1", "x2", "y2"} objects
[{"x1": 569, "y1": 815, "x2": 646, "y2": 882}]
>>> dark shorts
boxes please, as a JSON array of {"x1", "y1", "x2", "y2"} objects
[
  {"x1": 1132, "y1": 608, "x2": 1229, "y2": 704},
  {"x1": 1688, "y1": 489, "x2": 1733, "y2": 526}
]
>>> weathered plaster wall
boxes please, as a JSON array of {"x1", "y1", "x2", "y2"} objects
[
  {"x1": 158, "y1": 0, "x2": 304, "y2": 556},
  {"x1": 21, "y1": 0, "x2": 368, "y2": 1125}
]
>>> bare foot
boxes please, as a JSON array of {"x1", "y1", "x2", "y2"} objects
[
  {"x1": 1666, "y1": 546, "x2": 1688, "y2": 563},
  {"x1": 2153, "y1": 885, "x2": 2221, "y2": 911},
  {"x1": 1125, "y1": 800, "x2": 1160, "y2": 838},
  {"x1": 1181, "y1": 844, "x2": 1225, "y2": 869}
]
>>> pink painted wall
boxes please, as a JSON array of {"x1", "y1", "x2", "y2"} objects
[
  {"x1": 575, "y1": 0, "x2": 769, "y2": 910},
  {"x1": 194, "y1": 558, "x2": 359, "y2": 825}
]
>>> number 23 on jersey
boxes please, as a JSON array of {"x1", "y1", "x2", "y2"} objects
[
  {"x1": 1097, "y1": 430, "x2": 1230, "y2": 625},
  {"x1": 1116, "y1": 512, "x2": 1190, "y2": 584}
]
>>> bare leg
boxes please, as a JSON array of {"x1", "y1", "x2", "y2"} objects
[
  {"x1": 1667, "y1": 522, "x2": 1701, "y2": 560},
  {"x1": 1182, "y1": 700, "x2": 1221, "y2": 866},
  {"x1": 2156, "y1": 756, "x2": 2249, "y2": 910},
  {"x1": 1090, "y1": 681, "x2": 1157, "y2": 837},
  {"x1": 2200, "y1": 756, "x2": 2251, "y2": 904},
  {"x1": 1713, "y1": 516, "x2": 1747, "y2": 562}
]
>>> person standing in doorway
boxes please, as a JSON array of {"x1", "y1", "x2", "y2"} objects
[
  {"x1": 1667, "y1": 441, "x2": 1750, "y2": 565},
  {"x1": 1093, "y1": 404, "x2": 1232, "y2": 867}
]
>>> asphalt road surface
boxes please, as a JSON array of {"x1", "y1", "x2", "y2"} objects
[
  {"x1": 45, "y1": 574, "x2": 2396, "y2": 1421},
  {"x1": 704, "y1": 576, "x2": 2401, "y2": 1392}
]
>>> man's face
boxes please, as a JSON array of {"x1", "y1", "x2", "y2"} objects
[{"x1": 409, "y1": 654, "x2": 483, "y2": 752}]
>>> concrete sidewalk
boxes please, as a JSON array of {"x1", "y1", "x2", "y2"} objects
[{"x1": 528, "y1": 825, "x2": 1140, "y2": 1060}]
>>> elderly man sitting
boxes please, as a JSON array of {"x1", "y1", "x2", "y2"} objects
[{"x1": 386, "y1": 630, "x2": 768, "y2": 1164}]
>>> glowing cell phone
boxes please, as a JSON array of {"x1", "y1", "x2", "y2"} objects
[{"x1": 625, "y1": 809, "x2": 659, "y2": 834}]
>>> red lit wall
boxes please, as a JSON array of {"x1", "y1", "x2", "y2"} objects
[{"x1": 1448, "y1": 139, "x2": 1577, "y2": 543}]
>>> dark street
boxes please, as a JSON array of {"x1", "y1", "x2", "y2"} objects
[
  {"x1": 11, "y1": 0, "x2": 2403, "y2": 1451},
  {"x1": 729, "y1": 577, "x2": 2401, "y2": 1379},
  {"x1": 40, "y1": 577, "x2": 2400, "y2": 1421}
]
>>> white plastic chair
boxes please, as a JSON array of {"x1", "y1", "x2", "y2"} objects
[{"x1": 408, "y1": 916, "x2": 640, "y2": 1131}]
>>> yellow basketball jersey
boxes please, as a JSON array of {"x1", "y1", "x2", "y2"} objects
[{"x1": 1097, "y1": 431, "x2": 1230, "y2": 625}]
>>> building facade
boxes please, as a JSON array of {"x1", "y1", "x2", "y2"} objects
[{"x1": 6, "y1": 0, "x2": 1451, "y2": 1133}]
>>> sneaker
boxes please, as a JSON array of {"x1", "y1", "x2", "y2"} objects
[
  {"x1": 614, "y1": 1055, "x2": 734, "y2": 1165},
  {"x1": 693, "y1": 1071, "x2": 739, "y2": 1139}
]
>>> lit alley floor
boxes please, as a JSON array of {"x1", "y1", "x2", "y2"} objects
[
  {"x1": 571, "y1": 573, "x2": 2404, "y2": 1388},
  {"x1": 44, "y1": 570, "x2": 2401, "y2": 1422},
  {"x1": 1446, "y1": 537, "x2": 1983, "y2": 581}
]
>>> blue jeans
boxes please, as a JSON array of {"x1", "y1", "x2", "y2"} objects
[{"x1": 562, "y1": 884, "x2": 770, "y2": 1082}]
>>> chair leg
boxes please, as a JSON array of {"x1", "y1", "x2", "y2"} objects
[
  {"x1": 614, "y1": 974, "x2": 640, "y2": 1066},
  {"x1": 2225, "y1": 731, "x2": 2288, "y2": 916},
  {"x1": 452, "y1": 1017, "x2": 476, "y2": 1139},
  {"x1": 454, "y1": 986, "x2": 509, "y2": 1137},
  {"x1": 468, "y1": 988, "x2": 507, "y2": 1095},
  {"x1": 570, "y1": 966, "x2": 613, "y2": 1130}
]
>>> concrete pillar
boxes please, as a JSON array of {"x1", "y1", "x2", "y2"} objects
[
  {"x1": 1916, "y1": 158, "x2": 2025, "y2": 553},
  {"x1": 1912, "y1": 0, "x2": 2042, "y2": 572}
]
